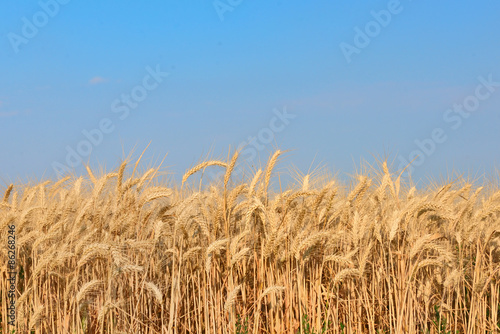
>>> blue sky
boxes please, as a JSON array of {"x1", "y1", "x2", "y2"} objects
[{"x1": 1, "y1": 1, "x2": 499, "y2": 188}]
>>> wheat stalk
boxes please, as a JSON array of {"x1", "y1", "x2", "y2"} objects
[{"x1": 4, "y1": 149, "x2": 500, "y2": 333}]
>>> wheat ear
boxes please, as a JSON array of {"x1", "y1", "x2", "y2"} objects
[
  {"x1": 224, "y1": 150, "x2": 240, "y2": 191},
  {"x1": 76, "y1": 280, "x2": 103, "y2": 303},
  {"x1": 116, "y1": 161, "x2": 127, "y2": 194},
  {"x1": 85, "y1": 165, "x2": 97, "y2": 184},
  {"x1": 3, "y1": 184, "x2": 13, "y2": 203},
  {"x1": 224, "y1": 284, "x2": 242, "y2": 312},
  {"x1": 182, "y1": 160, "x2": 228, "y2": 185},
  {"x1": 262, "y1": 150, "x2": 282, "y2": 199}
]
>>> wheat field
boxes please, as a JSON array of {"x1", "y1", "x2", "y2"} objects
[{"x1": 1, "y1": 149, "x2": 500, "y2": 333}]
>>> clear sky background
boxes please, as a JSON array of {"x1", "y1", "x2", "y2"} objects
[{"x1": 1, "y1": 1, "x2": 499, "y2": 188}]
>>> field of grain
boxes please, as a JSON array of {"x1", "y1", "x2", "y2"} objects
[{"x1": 1, "y1": 149, "x2": 500, "y2": 333}]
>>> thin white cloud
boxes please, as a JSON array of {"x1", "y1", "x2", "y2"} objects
[{"x1": 89, "y1": 76, "x2": 107, "y2": 85}]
